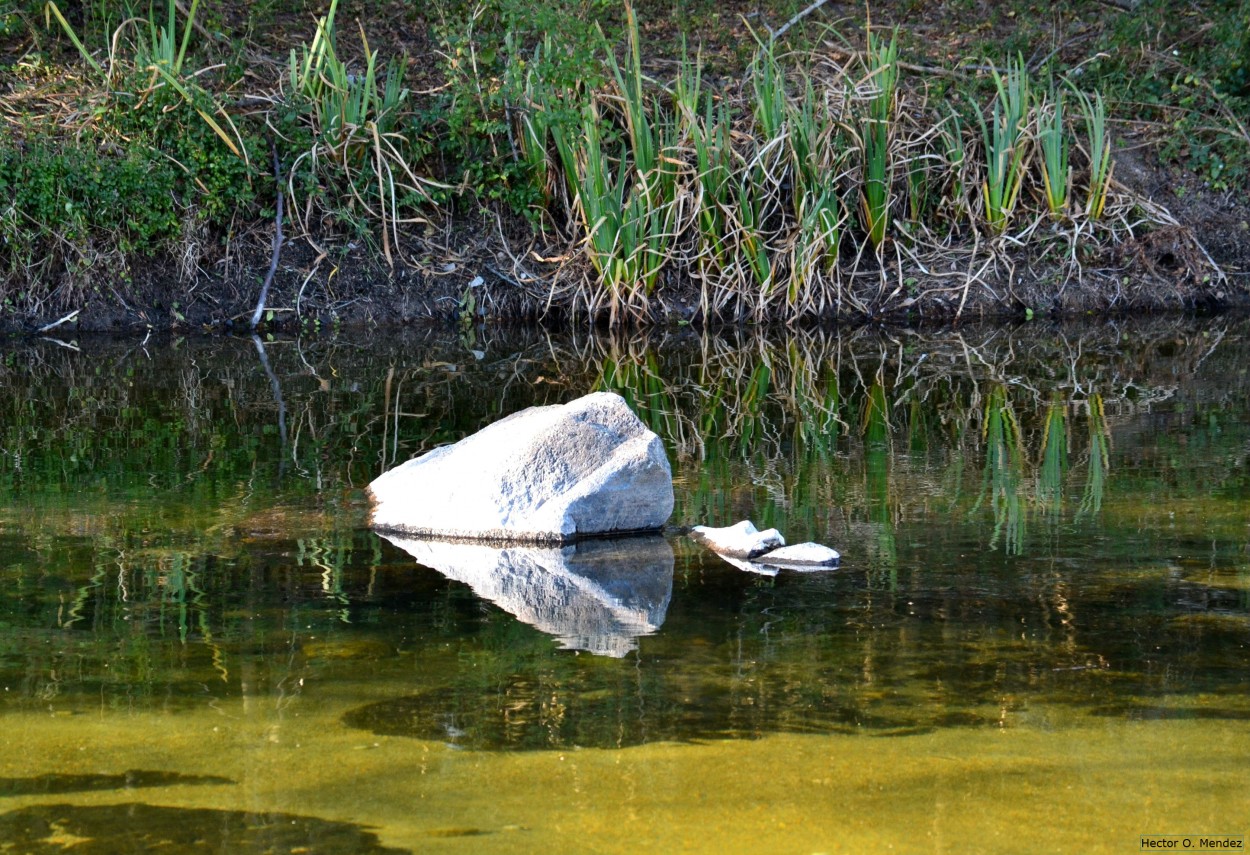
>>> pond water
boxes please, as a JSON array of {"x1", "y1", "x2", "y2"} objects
[{"x1": 0, "y1": 318, "x2": 1247, "y2": 853}]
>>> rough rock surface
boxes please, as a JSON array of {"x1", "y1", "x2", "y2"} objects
[
  {"x1": 382, "y1": 534, "x2": 674, "y2": 657},
  {"x1": 689, "y1": 520, "x2": 785, "y2": 559},
  {"x1": 368, "y1": 392, "x2": 673, "y2": 542}
]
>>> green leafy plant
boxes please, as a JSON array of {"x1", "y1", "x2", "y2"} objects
[{"x1": 426, "y1": 0, "x2": 609, "y2": 214}]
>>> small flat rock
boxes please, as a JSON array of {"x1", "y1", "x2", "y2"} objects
[
  {"x1": 689, "y1": 520, "x2": 785, "y2": 559},
  {"x1": 755, "y1": 542, "x2": 841, "y2": 569}
]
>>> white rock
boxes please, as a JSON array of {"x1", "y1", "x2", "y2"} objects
[
  {"x1": 382, "y1": 534, "x2": 674, "y2": 658},
  {"x1": 689, "y1": 520, "x2": 785, "y2": 559},
  {"x1": 369, "y1": 392, "x2": 673, "y2": 542},
  {"x1": 755, "y1": 542, "x2": 841, "y2": 569}
]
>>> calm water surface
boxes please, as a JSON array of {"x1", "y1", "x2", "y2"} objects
[{"x1": 1, "y1": 319, "x2": 1248, "y2": 853}]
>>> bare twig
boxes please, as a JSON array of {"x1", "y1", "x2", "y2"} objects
[
  {"x1": 773, "y1": 0, "x2": 834, "y2": 41},
  {"x1": 37, "y1": 308, "x2": 80, "y2": 333},
  {"x1": 250, "y1": 146, "x2": 285, "y2": 330}
]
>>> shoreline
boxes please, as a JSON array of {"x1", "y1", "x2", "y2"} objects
[
  {"x1": 3, "y1": 1, "x2": 1246, "y2": 335},
  {"x1": 2, "y1": 212, "x2": 1243, "y2": 336}
]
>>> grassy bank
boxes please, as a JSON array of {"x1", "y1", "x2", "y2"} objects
[{"x1": 0, "y1": 0, "x2": 1246, "y2": 330}]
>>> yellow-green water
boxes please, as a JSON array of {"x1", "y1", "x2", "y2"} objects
[
  {"x1": 3, "y1": 700, "x2": 1247, "y2": 853},
  {"x1": 2, "y1": 320, "x2": 1249, "y2": 852}
]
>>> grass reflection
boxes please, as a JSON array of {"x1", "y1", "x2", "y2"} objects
[
  {"x1": 974, "y1": 385, "x2": 1026, "y2": 555},
  {"x1": 1038, "y1": 396, "x2": 1069, "y2": 521},
  {"x1": 587, "y1": 325, "x2": 1187, "y2": 557},
  {"x1": 1079, "y1": 393, "x2": 1111, "y2": 520}
]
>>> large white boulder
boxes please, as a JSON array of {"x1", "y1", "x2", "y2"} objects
[
  {"x1": 382, "y1": 534, "x2": 674, "y2": 657},
  {"x1": 368, "y1": 391, "x2": 673, "y2": 542}
]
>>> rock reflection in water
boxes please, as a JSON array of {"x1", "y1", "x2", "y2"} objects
[{"x1": 380, "y1": 534, "x2": 674, "y2": 657}]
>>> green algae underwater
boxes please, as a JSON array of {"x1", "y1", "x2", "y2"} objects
[{"x1": 0, "y1": 318, "x2": 1247, "y2": 854}]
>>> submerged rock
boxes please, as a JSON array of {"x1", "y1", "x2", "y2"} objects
[
  {"x1": 369, "y1": 392, "x2": 673, "y2": 543},
  {"x1": 382, "y1": 533, "x2": 674, "y2": 657},
  {"x1": 689, "y1": 520, "x2": 785, "y2": 559}
]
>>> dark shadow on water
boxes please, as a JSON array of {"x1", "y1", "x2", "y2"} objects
[
  {"x1": 0, "y1": 770, "x2": 233, "y2": 796},
  {"x1": 0, "y1": 803, "x2": 408, "y2": 854},
  {"x1": 342, "y1": 685, "x2": 1002, "y2": 751},
  {"x1": 1089, "y1": 705, "x2": 1250, "y2": 721}
]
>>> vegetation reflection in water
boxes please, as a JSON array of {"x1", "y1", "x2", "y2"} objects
[{"x1": 0, "y1": 320, "x2": 1248, "y2": 852}]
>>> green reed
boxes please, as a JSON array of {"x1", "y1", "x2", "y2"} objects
[
  {"x1": 691, "y1": 98, "x2": 736, "y2": 281},
  {"x1": 606, "y1": 5, "x2": 682, "y2": 298},
  {"x1": 1038, "y1": 82, "x2": 1071, "y2": 218},
  {"x1": 735, "y1": 166, "x2": 775, "y2": 298},
  {"x1": 289, "y1": 1, "x2": 408, "y2": 149},
  {"x1": 673, "y1": 38, "x2": 704, "y2": 136},
  {"x1": 750, "y1": 34, "x2": 787, "y2": 141},
  {"x1": 551, "y1": 103, "x2": 632, "y2": 320},
  {"x1": 549, "y1": 4, "x2": 682, "y2": 323},
  {"x1": 286, "y1": 0, "x2": 433, "y2": 264},
  {"x1": 1070, "y1": 86, "x2": 1114, "y2": 220},
  {"x1": 516, "y1": 37, "x2": 557, "y2": 209},
  {"x1": 788, "y1": 76, "x2": 842, "y2": 307},
  {"x1": 859, "y1": 26, "x2": 899, "y2": 249},
  {"x1": 906, "y1": 147, "x2": 934, "y2": 226},
  {"x1": 931, "y1": 105, "x2": 969, "y2": 224},
  {"x1": 978, "y1": 55, "x2": 1031, "y2": 233},
  {"x1": 729, "y1": 32, "x2": 787, "y2": 304}
]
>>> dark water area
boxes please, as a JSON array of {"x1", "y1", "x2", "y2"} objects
[{"x1": 1, "y1": 318, "x2": 1248, "y2": 853}]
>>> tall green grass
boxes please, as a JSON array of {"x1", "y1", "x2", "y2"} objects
[
  {"x1": 1071, "y1": 86, "x2": 1114, "y2": 220},
  {"x1": 44, "y1": 0, "x2": 243, "y2": 158},
  {"x1": 1038, "y1": 83, "x2": 1071, "y2": 219},
  {"x1": 286, "y1": 0, "x2": 436, "y2": 265},
  {"x1": 978, "y1": 55, "x2": 1031, "y2": 233},
  {"x1": 858, "y1": 27, "x2": 899, "y2": 249}
]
